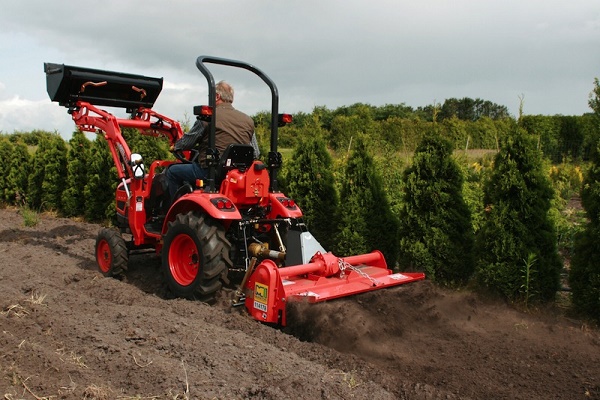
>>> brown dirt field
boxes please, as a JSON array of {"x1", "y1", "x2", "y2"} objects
[{"x1": 0, "y1": 207, "x2": 599, "y2": 400}]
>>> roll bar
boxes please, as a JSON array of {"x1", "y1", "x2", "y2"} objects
[{"x1": 195, "y1": 56, "x2": 282, "y2": 192}]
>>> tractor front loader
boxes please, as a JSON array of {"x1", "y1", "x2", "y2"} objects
[{"x1": 45, "y1": 56, "x2": 424, "y2": 326}]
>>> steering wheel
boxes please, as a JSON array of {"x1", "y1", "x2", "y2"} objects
[{"x1": 172, "y1": 149, "x2": 199, "y2": 164}]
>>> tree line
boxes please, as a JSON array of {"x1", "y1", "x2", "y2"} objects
[
  {"x1": 267, "y1": 98, "x2": 599, "y2": 164},
  {"x1": 1, "y1": 93, "x2": 599, "y2": 323},
  {"x1": 0, "y1": 129, "x2": 170, "y2": 220}
]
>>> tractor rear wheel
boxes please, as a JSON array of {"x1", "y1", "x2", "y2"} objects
[
  {"x1": 162, "y1": 211, "x2": 232, "y2": 302},
  {"x1": 95, "y1": 228, "x2": 128, "y2": 277}
]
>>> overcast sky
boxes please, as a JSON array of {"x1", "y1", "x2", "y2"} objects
[{"x1": 0, "y1": 0, "x2": 599, "y2": 139}]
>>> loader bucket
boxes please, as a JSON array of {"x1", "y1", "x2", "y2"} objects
[
  {"x1": 44, "y1": 62, "x2": 163, "y2": 109},
  {"x1": 245, "y1": 251, "x2": 425, "y2": 325}
]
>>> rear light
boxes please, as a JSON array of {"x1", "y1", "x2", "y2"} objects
[
  {"x1": 217, "y1": 200, "x2": 233, "y2": 209},
  {"x1": 278, "y1": 197, "x2": 297, "y2": 209},
  {"x1": 211, "y1": 197, "x2": 235, "y2": 211},
  {"x1": 193, "y1": 105, "x2": 213, "y2": 120},
  {"x1": 278, "y1": 113, "x2": 293, "y2": 126},
  {"x1": 199, "y1": 106, "x2": 213, "y2": 116}
]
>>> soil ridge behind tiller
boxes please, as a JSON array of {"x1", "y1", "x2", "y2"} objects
[{"x1": 44, "y1": 56, "x2": 424, "y2": 326}]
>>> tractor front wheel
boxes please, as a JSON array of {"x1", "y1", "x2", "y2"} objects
[
  {"x1": 162, "y1": 211, "x2": 232, "y2": 302},
  {"x1": 95, "y1": 228, "x2": 128, "y2": 277}
]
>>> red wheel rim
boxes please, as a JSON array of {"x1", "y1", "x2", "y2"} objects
[
  {"x1": 97, "y1": 239, "x2": 112, "y2": 273},
  {"x1": 169, "y1": 234, "x2": 200, "y2": 286}
]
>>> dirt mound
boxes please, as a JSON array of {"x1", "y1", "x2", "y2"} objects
[
  {"x1": 1, "y1": 208, "x2": 599, "y2": 399},
  {"x1": 286, "y1": 282, "x2": 600, "y2": 399}
]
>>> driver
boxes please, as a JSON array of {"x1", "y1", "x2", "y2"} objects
[{"x1": 166, "y1": 80, "x2": 259, "y2": 199}]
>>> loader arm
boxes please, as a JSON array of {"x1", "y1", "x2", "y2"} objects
[
  {"x1": 44, "y1": 62, "x2": 184, "y2": 181},
  {"x1": 69, "y1": 101, "x2": 184, "y2": 246},
  {"x1": 70, "y1": 101, "x2": 183, "y2": 181},
  {"x1": 45, "y1": 62, "x2": 184, "y2": 246}
]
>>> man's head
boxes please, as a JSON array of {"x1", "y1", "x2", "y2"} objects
[{"x1": 215, "y1": 80, "x2": 234, "y2": 104}]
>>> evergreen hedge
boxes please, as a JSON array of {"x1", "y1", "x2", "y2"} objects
[
  {"x1": 336, "y1": 135, "x2": 400, "y2": 266},
  {"x1": 476, "y1": 127, "x2": 562, "y2": 302},
  {"x1": 283, "y1": 132, "x2": 340, "y2": 252},
  {"x1": 570, "y1": 140, "x2": 600, "y2": 322},
  {"x1": 398, "y1": 131, "x2": 475, "y2": 284}
]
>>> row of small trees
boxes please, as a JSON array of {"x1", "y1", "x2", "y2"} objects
[
  {"x1": 1, "y1": 90, "x2": 599, "y2": 322},
  {"x1": 276, "y1": 90, "x2": 600, "y2": 322},
  {"x1": 0, "y1": 129, "x2": 170, "y2": 221},
  {"x1": 281, "y1": 123, "x2": 562, "y2": 305}
]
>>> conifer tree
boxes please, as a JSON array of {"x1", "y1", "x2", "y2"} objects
[
  {"x1": 476, "y1": 127, "x2": 561, "y2": 302},
  {"x1": 40, "y1": 135, "x2": 68, "y2": 211},
  {"x1": 570, "y1": 142, "x2": 600, "y2": 322},
  {"x1": 335, "y1": 135, "x2": 399, "y2": 265},
  {"x1": 569, "y1": 78, "x2": 600, "y2": 321},
  {"x1": 283, "y1": 129, "x2": 340, "y2": 251},
  {"x1": 84, "y1": 136, "x2": 117, "y2": 222},
  {"x1": 122, "y1": 128, "x2": 170, "y2": 166},
  {"x1": 0, "y1": 139, "x2": 13, "y2": 202},
  {"x1": 398, "y1": 132, "x2": 474, "y2": 284},
  {"x1": 62, "y1": 130, "x2": 91, "y2": 217},
  {"x1": 5, "y1": 141, "x2": 31, "y2": 205},
  {"x1": 27, "y1": 134, "x2": 67, "y2": 211},
  {"x1": 27, "y1": 136, "x2": 50, "y2": 209}
]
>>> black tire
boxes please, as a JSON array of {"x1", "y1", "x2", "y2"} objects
[
  {"x1": 162, "y1": 211, "x2": 232, "y2": 302},
  {"x1": 95, "y1": 228, "x2": 128, "y2": 277}
]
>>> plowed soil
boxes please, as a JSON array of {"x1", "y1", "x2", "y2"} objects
[{"x1": 1, "y1": 207, "x2": 599, "y2": 399}]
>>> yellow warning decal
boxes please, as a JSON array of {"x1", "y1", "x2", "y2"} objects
[{"x1": 254, "y1": 283, "x2": 268, "y2": 304}]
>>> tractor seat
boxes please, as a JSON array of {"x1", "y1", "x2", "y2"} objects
[{"x1": 216, "y1": 144, "x2": 255, "y2": 184}]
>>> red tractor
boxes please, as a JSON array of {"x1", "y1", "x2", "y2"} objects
[{"x1": 45, "y1": 56, "x2": 424, "y2": 325}]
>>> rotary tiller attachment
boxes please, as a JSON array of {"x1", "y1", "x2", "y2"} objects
[{"x1": 244, "y1": 250, "x2": 425, "y2": 325}]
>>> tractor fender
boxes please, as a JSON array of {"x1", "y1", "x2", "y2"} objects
[
  {"x1": 268, "y1": 193, "x2": 304, "y2": 218},
  {"x1": 163, "y1": 192, "x2": 241, "y2": 233}
]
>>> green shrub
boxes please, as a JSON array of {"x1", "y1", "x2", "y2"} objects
[
  {"x1": 5, "y1": 142, "x2": 31, "y2": 205},
  {"x1": 62, "y1": 130, "x2": 91, "y2": 217},
  {"x1": 84, "y1": 135, "x2": 117, "y2": 222},
  {"x1": 398, "y1": 131, "x2": 474, "y2": 284},
  {"x1": 570, "y1": 138, "x2": 600, "y2": 322},
  {"x1": 27, "y1": 134, "x2": 67, "y2": 211},
  {"x1": 336, "y1": 136, "x2": 399, "y2": 265},
  {"x1": 283, "y1": 133, "x2": 340, "y2": 251},
  {"x1": 570, "y1": 224, "x2": 600, "y2": 322},
  {"x1": 0, "y1": 139, "x2": 14, "y2": 202},
  {"x1": 41, "y1": 135, "x2": 68, "y2": 211},
  {"x1": 476, "y1": 127, "x2": 561, "y2": 302}
]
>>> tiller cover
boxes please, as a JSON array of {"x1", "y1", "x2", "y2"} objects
[{"x1": 245, "y1": 250, "x2": 425, "y2": 325}]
